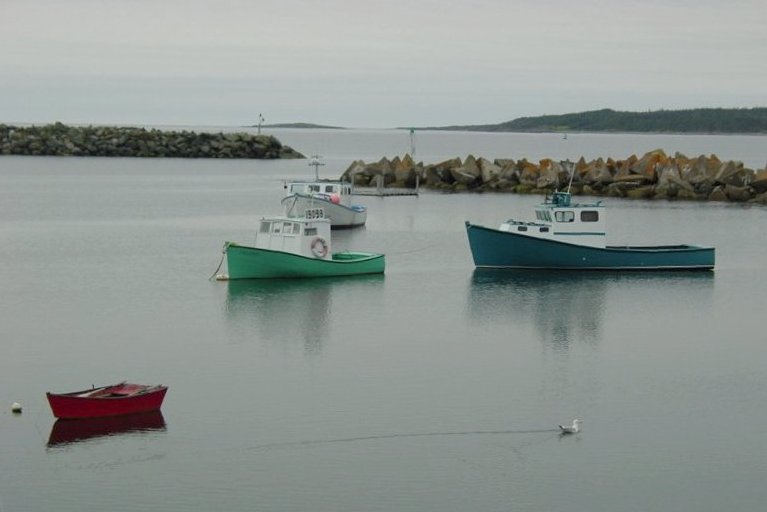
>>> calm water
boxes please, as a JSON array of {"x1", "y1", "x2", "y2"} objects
[{"x1": 1, "y1": 130, "x2": 766, "y2": 512}]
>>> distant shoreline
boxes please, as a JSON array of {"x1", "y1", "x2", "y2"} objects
[
  {"x1": 409, "y1": 107, "x2": 767, "y2": 135},
  {"x1": 255, "y1": 122, "x2": 346, "y2": 130},
  {"x1": 250, "y1": 107, "x2": 767, "y2": 134},
  {"x1": 395, "y1": 127, "x2": 767, "y2": 136}
]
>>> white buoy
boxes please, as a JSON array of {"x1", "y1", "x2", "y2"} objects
[
  {"x1": 11, "y1": 402, "x2": 22, "y2": 414},
  {"x1": 215, "y1": 273, "x2": 229, "y2": 281}
]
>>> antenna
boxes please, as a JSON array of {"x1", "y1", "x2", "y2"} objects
[
  {"x1": 308, "y1": 154, "x2": 325, "y2": 180},
  {"x1": 565, "y1": 159, "x2": 576, "y2": 193},
  {"x1": 257, "y1": 113, "x2": 265, "y2": 135}
]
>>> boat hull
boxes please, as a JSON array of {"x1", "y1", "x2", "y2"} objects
[
  {"x1": 465, "y1": 222, "x2": 715, "y2": 270},
  {"x1": 282, "y1": 194, "x2": 367, "y2": 229},
  {"x1": 47, "y1": 384, "x2": 168, "y2": 419},
  {"x1": 225, "y1": 243, "x2": 385, "y2": 279}
]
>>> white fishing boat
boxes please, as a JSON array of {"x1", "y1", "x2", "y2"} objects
[{"x1": 281, "y1": 155, "x2": 367, "y2": 229}]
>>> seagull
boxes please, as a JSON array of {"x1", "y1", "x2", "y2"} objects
[{"x1": 559, "y1": 419, "x2": 582, "y2": 434}]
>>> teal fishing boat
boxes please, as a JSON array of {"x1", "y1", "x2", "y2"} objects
[
  {"x1": 465, "y1": 191, "x2": 715, "y2": 271},
  {"x1": 221, "y1": 208, "x2": 384, "y2": 279}
]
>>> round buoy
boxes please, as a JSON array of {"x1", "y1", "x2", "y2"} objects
[{"x1": 11, "y1": 402, "x2": 22, "y2": 414}]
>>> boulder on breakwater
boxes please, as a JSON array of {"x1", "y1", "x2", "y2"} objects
[
  {"x1": 341, "y1": 150, "x2": 767, "y2": 204},
  {"x1": 0, "y1": 123, "x2": 304, "y2": 159}
]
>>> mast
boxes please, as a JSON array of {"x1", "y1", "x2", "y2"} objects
[
  {"x1": 410, "y1": 128, "x2": 420, "y2": 195},
  {"x1": 308, "y1": 154, "x2": 325, "y2": 180}
]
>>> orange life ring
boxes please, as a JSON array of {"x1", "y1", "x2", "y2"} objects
[{"x1": 311, "y1": 237, "x2": 328, "y2": 258}]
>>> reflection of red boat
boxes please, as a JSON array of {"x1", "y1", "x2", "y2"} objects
[
  {"x1": 47, "y1": 410, "x2": 167, "y2": 446},
  {"x1": 46, "y1": 382, "x2": 168, "y2": 419}
]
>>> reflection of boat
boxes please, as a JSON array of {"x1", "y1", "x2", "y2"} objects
[
  {"x1": 225, "y1": 274, "x2": 385, "y2": 351},
  {"x1": 226, "y1": 273, "x2": 385, "y2": 302},
  {"x1": 469, "y1": 269, "x2": 609, "y2": 343},
  {"x1": 281, "y1": 156, "x2": 367, "y2": 229},
  {"x1": 223, "y1": 208, "x2": 384, "y2": 279},
  {"x1": 47, "y1": 382, "x2": 168, "y2": 419},
  {"x1": 465, "y1": 191, "x2": 715, "y2": 270},
  {"x1": 47, "y1": 411, "x2": 166, "y2": 447},
  {"x1": 468, "y1": 269, "x2": 714, "y2": 343}
]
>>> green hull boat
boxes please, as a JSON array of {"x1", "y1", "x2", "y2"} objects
[{"x1": 225, "y1": 242, "x2": 385, "y2": 279}]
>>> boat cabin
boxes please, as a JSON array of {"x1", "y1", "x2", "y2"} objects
[
  {"x1": 254, "y1": 208, "x2": 333, "y2": 260},
  {"x1": 285, "y1": 181, "x2": 353, "y2": 205},
  {"x1": 500, "y1": 191, "x2": 607, "y2": 248}
]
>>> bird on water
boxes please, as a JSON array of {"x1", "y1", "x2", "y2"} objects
[{"x1": 559, "y1": 419, "x2": 582, "y2": 434}]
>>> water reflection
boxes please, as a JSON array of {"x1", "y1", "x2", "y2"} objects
[
  {"x1": 225, "y1": 275, "x2": 385, "y2": 353},
  {"x1": 47, "y1": 411, "x2": 166, "y2": 448},
  {"x1": 468, "y1": 269, "x2": 714, "y2": 349}
]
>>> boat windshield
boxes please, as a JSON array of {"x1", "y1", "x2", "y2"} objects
[
  {"x1": 282, "y1": 222, "x2": 299, "y2": 235},
  {"x1": 258, "y1": 220, "x2": 303, "y2": 236},
  {"x1": 290, "y1": 184, "x2": 322, "y2": 193}
]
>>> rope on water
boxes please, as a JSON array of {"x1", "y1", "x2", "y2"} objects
[
  {"x1": 26, "y1": 398, "x2": 52, "y2": 447},
  {"x1": 386, "y1": 242, "x2": 442, "y2": 256},
  {"x1": 249, "y1": 427, "x2": 560, "y2": 451}
]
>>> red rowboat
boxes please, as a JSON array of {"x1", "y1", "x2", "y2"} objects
[{"x1": 46, "y1": 382, "x2": 168, "y2": 419}]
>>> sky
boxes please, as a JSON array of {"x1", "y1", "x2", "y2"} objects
[{"x1": 1, "y1": 0, "x2": 766, "y2": 128}]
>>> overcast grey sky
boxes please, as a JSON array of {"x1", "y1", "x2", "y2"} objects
[{"x1": 1, "y1": 0, "x2": 765, "y2": 128}]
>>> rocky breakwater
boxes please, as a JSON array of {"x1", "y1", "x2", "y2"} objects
[
  {"x1": 0, "y1": 123, "x2": 304, "y2": 159},
  {"x1": 341, "y1": 150, "x2": 767, "y2": 204}
]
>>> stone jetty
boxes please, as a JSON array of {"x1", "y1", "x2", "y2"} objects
[
  {"x1": 341, "y1": 150, "x2": 767, "y2": 204},
  {"x1": 0, "y1": 123, "x2": 304, "y2": 159}
]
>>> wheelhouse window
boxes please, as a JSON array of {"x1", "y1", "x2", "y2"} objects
[
  {"x1": 309, "y1": 185, "x2": 320, "y2": 192},
  {"x1": 555, "y1": 210, "x2": 575, "y2": 223},
  {"x1": 580, "y1": 210, "x2": 599, "y2": 222},
  {"x1": 282, "y1": 222, "x2": 296, "y2": 235},
  {"x1": 324, "y1": 185, "x2": 335, "y2": 193},
  {"x1": 259, "y1": 221, "x2": 271, "y2": 233},
  {"x1": 304, "y1": 227, "x2": 317, "y2": 236}
]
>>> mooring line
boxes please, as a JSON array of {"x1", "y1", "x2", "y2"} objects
[
  {"x1": 385, "y1": 242, "x2": 443, "y2": 256},
  {"x1": 208, "y1": 243, "x2": 228, "y2": 281},
  {"x1": 250, "y1": 428, "x2": 560, "y2": 451}
]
